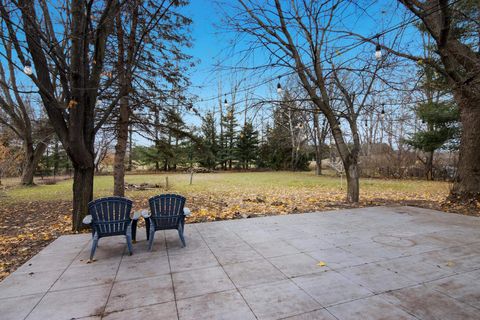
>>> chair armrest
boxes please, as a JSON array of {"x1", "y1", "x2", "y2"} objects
[
  {"x1": 141, "y1": 209, "x2": 151, "y2": 218},
  {"x1": 82, "y1": 215, "x2": 92, "y2": 225},
  {"x1": 183, "y1": 207, "x2": 191, "y2": 216},
  {"x1": 131, "y1": 211, "x2": 142, "y2": 220}
]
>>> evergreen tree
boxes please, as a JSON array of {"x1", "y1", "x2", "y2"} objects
[
  {"x1": 198, "y1": 111, "x2": 218, "y2": 169},
  {"x1": 220, "y1": 104, "x2": 238, "y2": 170},
  {"x1": 405, "y1": 102, "x2": 459, "y2": 180},
  {"x1": 236, "y1": 122, "x2": 259, "y2": 169}
]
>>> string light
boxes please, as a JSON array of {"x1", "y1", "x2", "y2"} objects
[
  {"x1": 277, "y1": 76, "x2": 282, "y2": 94},
  {"x1": 375, "y1": 41, "x2": 382, "y2": 61},
  {"x1": 23, "y1": 60, "x2": 33, "y2": 75},
  {"x1": 381, "y1": 104, "x2": 385, "y2": 118},
  {"x1": 224, "y1": 98, "x2": 229, "y2": 108}
]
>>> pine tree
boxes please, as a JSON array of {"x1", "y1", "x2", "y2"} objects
[
  {"x1": 198, "y1": 111, "x2": 218, "y2": 169},
  {"x1": 236, "y1": 122, "x2": 259, "y2": 169},
  {"x1": 221, "y1": 104, "x2": 238, "y2": 170},
  {"x1": 405, "y1": 101, "x2": 459, "y2": 180}
]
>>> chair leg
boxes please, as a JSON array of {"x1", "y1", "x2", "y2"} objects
[
  {"x1": 178, "y1": 225, "x2": 186, "y2": 247},
  {"x1": 90, "y1": 232, "x2": 99, "y2": 262},
  {"x1": 131, "y1": 220, "x2": 137, "y2": 243},
  {"x1": 145, "y1": 218, "x2": 151, "y2": 240},
  {"x1": 148, "y1": 229, "x2": 155, "y2": 251},
  {"x1": 126, "y1": 225, "x2": 133, "y2": 256}
]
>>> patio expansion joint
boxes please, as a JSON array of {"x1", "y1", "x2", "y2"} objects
[
  {"x1": 420, "y1": 269, "x2": 480, "y2": 311},
  {"x1": 22, "y1": 237, "x2": 92, "y2": 320},
  {"x1": 322, "y1": 289, "x2": 423, "y2": 320},
  {"x1": 195, "y1": 224, "x2": 260, "y2": 320},
  {"x1": 99, "y1": 242, "x2": 127, "y2": 318},
  {"x1": 165, "y1": 230, "x2": 181, "y2": 320}
]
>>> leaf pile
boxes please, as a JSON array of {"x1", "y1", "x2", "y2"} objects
[{"x1": 0, "y1": 201, "x2": 72, "y2": 281}]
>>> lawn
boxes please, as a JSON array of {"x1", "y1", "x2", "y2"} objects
[
  {"x1": 0, "y1": 171, "x2": 467, "y2": 280},
  {"x1": 1, "y1": 170, "x2": 450, "y2": 204}
]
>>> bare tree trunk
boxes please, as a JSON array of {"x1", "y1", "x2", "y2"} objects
[
  {"x1": 113, "y1": 96, "x2": 129, "y2": 196},
  {"x1": 312, "y1": 112, "x2": 326, "y2": 175},
  {"x1": 112, "y1": 5, "x2": 137, "y2": 196},
  {"x1": 452, "y1": 96, "x2": 480, "y2": 194},
  {"x1": 128, "y1": 125, "x2": 133, "y2": 171},
  {"x1": 154, "y1": 109, "x2": 160, "y2": 172},
  {"x1": 425, "y1": 151, "x2": 434, "y2": 180},
  {"x1": 345, "y1": 161, "x2": 360, "y2": 203},
  {"x1": 53, "y1": 140, "x2": 59, "y2": 178},
  {"x1": 21, "y1": 140, "x2": 48, "y2": 185},
  {"x1": 72, "y1": 166, "x2": 94, "y2": 231},
  {"x1": 21, "y1": 142, "x2": 36, "y2": 185}
]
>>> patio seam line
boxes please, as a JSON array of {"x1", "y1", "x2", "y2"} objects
[
  {"x1": 22, "y1": 237, "x2": 92, "y2": 320},
  {"x1": 92, "y1": 300, "x2": 175, "y2": 319},
  {"x1": 276, "y1": 307, "x2": 340, "y2": 320},
  {"x1": 165, "y1": 230, "x2": 180, "y2": 320},
  {"x1": 230, "y1": 229, "x2": 337, "y2": 319},
  {"x1": 99, "y1": 241, "x2": 127, "y2": 318},
  {"x1": 422, "y1": 271, "x2": 480, "y2": 311},
  {"x1": 323, "y1": 292, "x2": 423, "y2": 320},
  {"x1": 194, "y1": 224, "x2": 259, "y2": 319},
  {"x1": 321, "y1": 262, "x2": 422, "y2": 295}
]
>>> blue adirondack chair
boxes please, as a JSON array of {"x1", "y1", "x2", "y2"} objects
[
  {"x1": 147, "y1": 194, "x2": 187, "y2": 250},
  {"x1": 87, "y1": 197, "x2": 134, "y2": 261}
]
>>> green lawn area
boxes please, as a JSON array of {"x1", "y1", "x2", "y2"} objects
[{"x1": 1, "y1": 171, "x2": 451, "y2": 204}]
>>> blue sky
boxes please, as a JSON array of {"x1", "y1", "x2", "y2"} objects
[
  {"x1": 0, "y1": 0, "x2": 423, "y2": 145},
  {"x1": 180, "y1": 0, "x2": 412, "y2": 117}
]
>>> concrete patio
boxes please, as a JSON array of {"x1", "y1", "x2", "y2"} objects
[{"x1": 1, "y1": 206, "x2": 479, "y2": 320}]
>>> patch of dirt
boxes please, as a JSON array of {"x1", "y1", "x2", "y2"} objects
[{"x1": 124, "y1": 182, "x2": 163, "y2": 191}]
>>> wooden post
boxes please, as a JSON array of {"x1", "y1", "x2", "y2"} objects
[
  {"x1": 165, "y1": 176, "x2": 169, "y2": 190},
  {"x1": 189, "y1": 171, "x2": 194, "y2": 185}
]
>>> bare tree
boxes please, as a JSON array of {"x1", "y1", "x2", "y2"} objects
[
  {"x1": 227, "y1": 0, "x2": 380, "y2": 202},
  {"x1": 111, "y1": 1, "x2": 192, "y2": 195},
  {"x1": 1, "y1": 0, "x2": 120, "y2": 230},
  {"x1": 0, "y1": 37, "x2": 51, "y2": 184}
]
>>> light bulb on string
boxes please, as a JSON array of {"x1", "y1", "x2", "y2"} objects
[
  {"x1": 277, "y1": 82, "x2": 282, "y2": 94},
  {"x1": 374, "y1": 35, "x2": 382, "y2": 61},
  {"x1": 375, "y1": 44, "x2": 382, "y2": 60},
  {"x1": 381, "y1": 104, "x2": 385, "y2": 118},
  {"x1": 24, "y1": 60, "x2": 33, "y2": 75},
  {"x1": 224, "y1": 98, "x2": 229, "y2": 108}
]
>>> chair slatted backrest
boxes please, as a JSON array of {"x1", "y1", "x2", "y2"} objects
[
  {"x1": 88, "y1": 197, "x2": 132, "y2": 236},
  {"x1": 149, "y1": 194, "x2": 186, "y2": 230}
]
